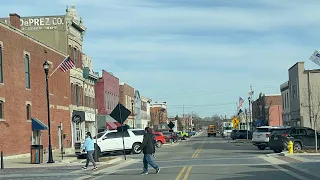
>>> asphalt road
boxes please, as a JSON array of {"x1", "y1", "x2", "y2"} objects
[{"x1": 1, "y1": 132, "x2": 320, "y2": 180}]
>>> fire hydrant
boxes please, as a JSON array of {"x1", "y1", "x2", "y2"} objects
[{"x1": 288, "y1": 141, "x2": 293, "y2": 154}]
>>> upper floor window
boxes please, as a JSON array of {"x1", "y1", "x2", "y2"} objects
[
  {"x1": 26, "y1": 104, "x2": 31, "y2": 120},
  {"x1": 0, "y1": 100, "x2": 3, "y2": 119},
  {"x1": 0, "y1": 45, "x2": 3, "y2": 83},
  {"x1": 75, "y1": 85, "x2": 79, "y2": 106},
  {"x1": 73, "y1": 48, "x2": 77, "y2": 68},
  {"x1": 24, "y1": 54, "x2": 30, "y2": 89}
]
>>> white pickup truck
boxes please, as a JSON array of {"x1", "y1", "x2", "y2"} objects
[{"x1": 75, "y1": 129, "x2": 145, "y2": 158}]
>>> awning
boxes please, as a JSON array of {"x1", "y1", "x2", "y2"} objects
[
  {"x1": 32, "y1": 118, "x2": 48, "y2": 131},
  {"x1": 106, "y1": 122, "x2": 121, "y2": 130}
]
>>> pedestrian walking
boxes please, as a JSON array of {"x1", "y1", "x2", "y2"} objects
[
  {"x1": 82, "y1": 132, "x2": 98, "y2": 170},
  {"x1": 141, "y1": 127, "x2": 160, "y2": 175}
]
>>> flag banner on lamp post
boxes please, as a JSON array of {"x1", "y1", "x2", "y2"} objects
[{"x1": 309, "y1": 50, "x2": 320, "y2": 66}]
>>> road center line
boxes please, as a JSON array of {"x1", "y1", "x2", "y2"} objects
[
  {"x1": 175, "y1": 166, "x2": 186, "y2": 180},
  {"x1": 183, "y1": 166, "x2": 192, "y2": 180}
]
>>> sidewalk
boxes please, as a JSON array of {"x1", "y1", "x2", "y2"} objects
[{"x1": 2, "y1": 149, "x2": 120, "y2": 168}]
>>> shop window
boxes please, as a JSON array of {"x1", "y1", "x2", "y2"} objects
[{"x1": 26, "y1": 104, "x2": 31, "y2": 120}]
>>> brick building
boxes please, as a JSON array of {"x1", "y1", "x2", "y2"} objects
[
  {"x1": 0, "y1": 14, "x2": 71, "y2": 156},
  {"x1": 252, "y1": 93, "x2": 282, "y2": 127},
  {"x1": 95, "y1": 70, "x2": 120, "y2": 130},
  {"x1": 150, "y1": 102, "x2": 168, "y2": 130},
  {"x1": 119, "y1": 82, "x2": 135, "y2": 127},
  {"x1": 0, "y1": 6, "x2": 99, "y2": 147}
]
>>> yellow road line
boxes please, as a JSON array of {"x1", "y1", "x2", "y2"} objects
[
  {"x1": 183, "y1": 166, "x2": 192, "y2": 180},
  {"x1": 175, "y1": 166, "x2": 187, "y2": 180},
  {"x1": 192, "y1": 138, "x2": 206, "y2": 158}
]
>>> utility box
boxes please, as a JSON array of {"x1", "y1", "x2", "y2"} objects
[{"x1": 31, "y1": 145, "x2": 43, "y2": 164}]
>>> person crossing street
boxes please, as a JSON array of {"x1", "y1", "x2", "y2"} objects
[{"x1": 141, "y1": 127, "x2": 160, "y2": 175}]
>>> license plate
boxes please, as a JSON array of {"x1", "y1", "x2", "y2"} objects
[{"x1": 274, "y1": 137, "x2": 278, "y2": 140}]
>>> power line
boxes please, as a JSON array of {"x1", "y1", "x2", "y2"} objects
[
  {"x1": 153, "y1": 85, "x2": 279, "y2": 100},
  {"x1": 169, "y1": 102, "x2": 237, "y2": 108}
]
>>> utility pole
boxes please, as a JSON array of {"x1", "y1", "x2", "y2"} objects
[{"x1": 249, "y1": 85, "x2": 253, "y2": 131}]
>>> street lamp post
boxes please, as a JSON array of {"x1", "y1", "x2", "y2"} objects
[
  {"x1": 131, "y1": 99, "x2": 135, "y2": 129},
  {"x1": 43, "y1": 60, "x2": 54, "y2": 163}
]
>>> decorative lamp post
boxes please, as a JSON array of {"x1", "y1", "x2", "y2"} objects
[{"x1": 43, "y1": 60, "x2": 54, "y2": 163}]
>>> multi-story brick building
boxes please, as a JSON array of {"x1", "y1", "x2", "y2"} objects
[
  {"x1": 119, "y1": 83, "x2": 135, "y2": 127},
  {"x1": 252, "y1": 93, "x2": 282, "y2": 127},
  {"x1": 150, "y1": 102, "x2": 168, "y2": 130},
  {"x1": 95, "y1": 70, "x2": 120, "y2": 130},
  {"x1": 0, "y1": 13, "x2": 71, "y2": 155},
  {"x1": 0, "y1": 6, "x2": 99, "y2": 147}
]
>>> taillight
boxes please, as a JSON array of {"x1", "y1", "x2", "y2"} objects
[
  {"x1": 266, "y1": 133, "x2": 270, "y2": 138},
  {"x1": 284, "y1": 134, "x2": 289, "y2": 137}
]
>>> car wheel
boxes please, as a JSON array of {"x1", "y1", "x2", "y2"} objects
[
  {"x1": 258, "y1": 145, "x2": 266, "y2": 150},
  {"x1": 208, "y1": 135, "x2": 210, "y2": 137},
  {"x1": 132, "y1": 143, "x2": 142, "y2": 154},
  {"x1": 156, "y1": 141, "x2": 163, "y2": 148},
  {"x1": 294, "y1": 142, "x2": 302, "y2": 151},
  {"x1": 274, "y1": 149, "x2": 282, "y2": 153}
]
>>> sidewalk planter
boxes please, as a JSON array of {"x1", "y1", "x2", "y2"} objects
[{"x1": 30, "y1": 145, "x2": 43, "y2": 164}]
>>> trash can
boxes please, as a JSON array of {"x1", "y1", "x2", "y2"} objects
[{"x1": 31, "y1": 145, "x2": 43, "y2": 164}]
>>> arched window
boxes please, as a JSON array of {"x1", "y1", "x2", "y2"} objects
[
  {"x1": 0, "y1": 100, "x2": 3, "y2": 119},
  {"x1": 26, "y1": 104, "x2": 31, "y2": 120},
  {"x1": 24, "y1": 54, "x2": 30, "y2": 89}
]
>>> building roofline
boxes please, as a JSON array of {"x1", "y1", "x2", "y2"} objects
[
  {"x1": 0, "y1": 21, "x2": 67, "y2": 57},
  {"x1": 288, "y1": 62, "x2": 304, "y2": 71}
]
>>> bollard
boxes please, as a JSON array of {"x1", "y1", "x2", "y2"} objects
[
  {"x1": 1, "y1": 151, "x2": 3, "y2": 169},
  {"x1": 288, "y1": 141, "x2": 293, "y2": 154}
]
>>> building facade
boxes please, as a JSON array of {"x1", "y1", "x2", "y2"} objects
[
  {"x1": 119, "y1": 82, "x2": 135, "y2": 127},
  {"x1": 0, "y1": 6, "x2": 97, "y2": 147},
  {"x1": 252, "y1": 93, "x2": 282, "y2": 127},
  {"x1": 141, "y1": 96, "x2": 152, "y2": 129},
  {"x1": 280, "y1": 81, "x2": 291, "y2": 126},
  {"x1": 150, "y1": 102, "x2": 168, "y2": 130},
  {"x1": 95, "y1": 70, "x2": 120, "y2": 130},
  {"x1": 0, "y1": 14, "x2": 71, "y2": 155},
  {"x1": 288, "y1": 62, "x2": 320, "y2": 128}
]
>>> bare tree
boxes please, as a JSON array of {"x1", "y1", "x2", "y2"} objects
[{"x1": 301, "y1": 86, "x2": 320, "y2": 151}]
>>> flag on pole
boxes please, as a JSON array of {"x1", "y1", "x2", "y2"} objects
[
  {"x1": 238, "y1": 97, "x2": 244, "y2": 109},
  {"x1": 309, "y1": 50, "x2": 320, "y2": 66},
  {"x1": 248, "y1": 91, "x2": 254, "y2": 96},
  {"x1": 59, "y1": 56, "x2": 75, "y2": 72}
]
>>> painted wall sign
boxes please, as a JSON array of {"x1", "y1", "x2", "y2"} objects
[{"x1": 0, "y1": 16, "x2": 65, "y2": 31}]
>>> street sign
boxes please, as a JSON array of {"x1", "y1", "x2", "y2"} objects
[
  {"x1": 168, "y1": 121, "x2": 175, "y2": 129},
  {"x1": 232, "y1": 117, "x2": 239, "y2": 125},
  {"x1": 110, "y1": 103, "x2": 131, "y2": 125},
  {"x1": 233, "y1": 124, "x2": 239, "y2": 129}
]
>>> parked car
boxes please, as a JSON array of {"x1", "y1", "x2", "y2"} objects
[
  {"x1": 162, "y1": 131, "x2": 179, "y2": 142},
  {"x1": 189, "y1": 131, "x2": 197, "y2": 136},
  {"x1": 230, "y1": 130, "x2": 252, "y2": 140},
  {"x1": 269, "y1": 127, "x2": 320, "y2": 153},
  {"x1": 153, "y1": 132, "x2": 166, "y2": 148},
  {"x1": 75, "y1": 129, "x2": 145, "y2": 158},
  {"x1": 252, "y1": 126, "x2": 287, "y2": 150}
]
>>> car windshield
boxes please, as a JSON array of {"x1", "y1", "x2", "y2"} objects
[
  {"x1": 93, "y1": 132, "x2": 105, "y2": 139},
  {"x1": 224, "y1": 127, "x2": 232, "y2": 130},
  {"x1": 255, "y1": 128, "x2": 269, "y2": 132},
  {"x1": 271, "y1": 129, "x2": 289, "y2": 135}
]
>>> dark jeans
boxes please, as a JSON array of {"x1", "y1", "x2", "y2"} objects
[
  {"x1": 143, "y1": 154, "x2": 159, "y2": 173},
  {"x1": 85, "y1": 150, "x2": 96, "y2": 167}
]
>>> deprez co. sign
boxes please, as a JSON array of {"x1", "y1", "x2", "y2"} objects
[{"x1": 2, "y1": 16, "x2": 65, "y2": 31}]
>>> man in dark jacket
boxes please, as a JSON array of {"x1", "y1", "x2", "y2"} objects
[{"x1": 141, "y1": 127, "x2": 160, "y2": 175}]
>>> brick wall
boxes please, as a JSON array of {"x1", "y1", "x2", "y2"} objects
[
  {"x1": 0, "y1": 22, "x2": 71, "y2": 156},
  {"x1": 150, "y1": 107, "x2": 167, "y2": 125}
]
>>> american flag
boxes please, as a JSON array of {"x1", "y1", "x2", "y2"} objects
[
  {"x1": 238, "y1": 97, "x2": 244, "y2": 109},
  {"x1": 59, "y1": 56, "x2": 75, "y2": 72}
]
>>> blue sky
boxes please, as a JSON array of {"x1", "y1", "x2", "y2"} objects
[{"x1": 1, "y1": 0, "x2": 320, "y2": 118}]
